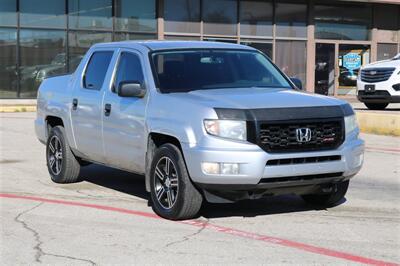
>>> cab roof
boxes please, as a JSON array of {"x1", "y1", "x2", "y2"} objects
[{"x1": 93, "y1": 40, "x2": 255, "y2": 51}]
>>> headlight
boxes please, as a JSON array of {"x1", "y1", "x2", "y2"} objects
[
  {"x1": 204, "y1": 119, "x2": 247, "y2": 141},
  {"x1": 345, "y1": 114, "x2": 358, "y2": 135}
]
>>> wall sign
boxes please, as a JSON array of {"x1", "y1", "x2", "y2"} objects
[{"x1": 343, "y1": 52, "x2": 361, "y2": 75}]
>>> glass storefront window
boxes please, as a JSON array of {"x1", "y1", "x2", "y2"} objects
[
  {"x1": 375, "y1": 5, "x2": 399, "y2": 31},
  {"x1": 314, "y1": 4, "x2": 372, "y2": 41},
  {"x1": 275, "y1": 2, "x2": 307, "y2": 38},
  {"x1": 164, "y1": 0, "x2": 200, "y2": 33},
  {"x1": 377, "y1": 43, "x2": 398, "y2": 61},
  {"x1": 20, "y1": 0, "x2": 66, "y2": 28},
  {"x1": 374, "y1": 5, "x2": 399, "y2": 43},
  {"x1": 315, "y1": 43, "x2": 335, "y2": 96},
  {"x1": 19, "y1": 29, "x2": 66, "y2": 98},
  {"x1": 0, "y1": 0, "x2": 16, "y2": 26},
  {"x1": 240, "y1": 0, "x2": 272, "y2": 37},
  {"x1": 0, "y1": 28, "x2": 17, "y2": 98},
  {"x1": 164, "y1": 35, "x2": 201, "y2": 41},
  {"x1": 203, "y1": 38, "x2": 237, "y2": 43},
  {"x1": 115, "y1": 0, "x2": 156, "y2": 33},
  {"x1": 68, "y1": 31, "x2": 111, "y2": 72},
  {"x1": 203, "y1": 0, "x2": 237, "y2": 36},
  {"x1": 69, "y1": 0, "x2": 112, "y2": 30},
  {"x1": 114, "y1": 32, "x2": 157, "y2": 41},
  {"x1": 275, "y1": 40, "x2": 307, "y2": 87},
  {"x1": 240, "y1": 40, "x2": 272, "y2": 59}
]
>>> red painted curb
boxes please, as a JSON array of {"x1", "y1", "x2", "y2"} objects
[{"x1": 1, "y1": 193, "x2": 398, "y2": 266}]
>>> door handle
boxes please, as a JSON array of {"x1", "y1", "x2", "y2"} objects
[
  {"x1": 104, "y1": 103, "x2": 112, "y2": 116},
  {"x1": 72, "y1": 98, "x2": 78, "y2": 110}
]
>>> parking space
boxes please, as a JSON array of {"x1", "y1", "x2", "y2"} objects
[{"x1": 1, "y1": 112, "x2": 399, "y2": 265}]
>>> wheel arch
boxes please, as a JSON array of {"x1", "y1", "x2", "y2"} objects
[
  {"x1": 45, "y1": 116, "x2": 65, "y2": 137},
  {"x1": 145, "y1": 132, "x2": 184, "y2": 192}
]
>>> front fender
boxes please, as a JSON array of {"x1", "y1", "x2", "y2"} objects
[{"x1": 146, "y1": 117, "x2": 197, "y2": 145}]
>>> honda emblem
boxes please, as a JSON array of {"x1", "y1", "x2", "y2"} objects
[{"x1": 296, "y1": 128, "x2": 312, "y2": 142}]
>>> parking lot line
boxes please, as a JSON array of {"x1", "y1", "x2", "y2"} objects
[{"x1": 1, "y1": 193, "x2": 398, "y2": 266}]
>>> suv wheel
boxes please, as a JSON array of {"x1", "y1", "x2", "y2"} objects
[
  {"x1": 301, "y1": 180, "x2": 349, "y2": 207},
  {"x1": 150, "y1": 144, "x2": 203, "y2": 220},
  {"x1": 46, "y1": 126, "x2": 81, "y2": 183},
  {"x1": 364, "y1": 102, "x2": 388, "y2": 110}
]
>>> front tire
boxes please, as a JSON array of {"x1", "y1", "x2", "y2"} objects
[
  {"x1": 150, "y1": 144, "x2": 203, "y2": 220},
  {"x1": 302, "y1": 180, "x2": 349, "y2": 207},
  {"x1": 364, "y1": 102, "x2": 388, "y2": 110},
  {"x1": 46, "y1": 126, "x2": 81, "y2": 183}
]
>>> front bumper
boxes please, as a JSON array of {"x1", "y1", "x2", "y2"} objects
[
  {"x1": 357, "y1": 78, "x2": 400, "y2": 103},
  {"x1": 182, "y1": 135, "x2": 364, "y2": 186}
]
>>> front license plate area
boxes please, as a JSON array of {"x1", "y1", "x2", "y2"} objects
[{"x1": 364, "y1": 84, "x2": 375, "y2": 93}]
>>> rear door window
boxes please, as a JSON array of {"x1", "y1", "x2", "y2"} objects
[{"x1": 83, "y1": 51, "x2": 114, "y2": 90}]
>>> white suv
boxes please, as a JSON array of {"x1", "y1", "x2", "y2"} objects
[{"x1": 357, "y1": 53, "x2": 400, "y2": 110}]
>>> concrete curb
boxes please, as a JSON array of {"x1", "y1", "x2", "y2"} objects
[
  {"x1": 1, "y1": 104, "x2": 398, "y2": 136},
  {"x1": 0, "y1": 105, "x2": 36, "y2": 113},
  {"x1": 356, "y1": 112, "x2": 400, "y2": 136}
]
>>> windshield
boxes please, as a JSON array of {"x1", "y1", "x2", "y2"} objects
[{"x1": 151, "y1": 49, "x2": 292, "y2": 93}]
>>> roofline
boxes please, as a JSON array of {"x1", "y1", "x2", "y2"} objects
[{"x1": 91, "y1": 40, "x2": 256, "y2": 52}]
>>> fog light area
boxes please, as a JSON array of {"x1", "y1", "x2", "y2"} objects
[
  {"x1": 202, "y1": 162, "x2": 240, "y2": 175},
  {"x1": 353, "y1": 153, "x2": 364, "y2": 168}
]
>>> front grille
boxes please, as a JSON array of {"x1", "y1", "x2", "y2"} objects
[
  {"x1": 361, "y1": 68, "x2": 395, "y2": 83},
  {"x1": 259, "y1": 119, "x2": 344, "y2": 153},
  {"x1": 266, "y1": 155, "x2": 341, "y2": 166}
]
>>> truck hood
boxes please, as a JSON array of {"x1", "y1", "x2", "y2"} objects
[{"x1": 167, "y1": 88, "x2": 346, "y2": 109}]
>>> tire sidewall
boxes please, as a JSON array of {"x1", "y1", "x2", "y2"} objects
[
  {"x1": 365, "y1": 102, "x2": 388, "y2": 110},
  {"x1": 46, "y1": 126, "x2": 68, "y2": 183},
  {"x1": 149, "y1": 144, "x2": 188, "y2": 219}
]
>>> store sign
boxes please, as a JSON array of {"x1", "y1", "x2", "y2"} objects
[{"x1": 343, "y1": 52, "x2": 361, "y2": 70}]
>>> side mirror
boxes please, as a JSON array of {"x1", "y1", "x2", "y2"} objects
[
  {"x1": 290, "y1": 77, "x2": 303, "y2": 90},
  {"x1": 118, "y1": 81, "x2": 145, "y2": 98}
]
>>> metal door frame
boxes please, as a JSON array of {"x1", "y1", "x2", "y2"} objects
[{"x1": 315, "y1": 39, "x2": 372, "y2": 96}]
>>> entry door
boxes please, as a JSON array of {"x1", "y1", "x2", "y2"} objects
[
  {"x1": 315, "y1": 43, "x2": 336, "y2": 96},
  {"x1": 71, "y1": 50, "x2": 114, "y2": 162},
  {"x1": 102, "y1": 50, "x2": 147, "y2": 173},
  {"x1": 338, "y1": 44, "x2": 370, "y2": 95}
]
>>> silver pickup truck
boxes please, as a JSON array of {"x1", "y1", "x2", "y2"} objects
[{"x1": 35, "y1": 41, "x2": 364, "y2": 220}]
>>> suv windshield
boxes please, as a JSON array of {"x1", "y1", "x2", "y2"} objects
[{"x1": 151, "y1": 49, "x2": 292, "y2": 93}]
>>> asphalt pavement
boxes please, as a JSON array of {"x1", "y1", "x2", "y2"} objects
[{"x1": 1, "y1": 113, "x2": 399, "y2": 265}]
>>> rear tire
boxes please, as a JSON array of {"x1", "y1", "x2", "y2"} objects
[
  {"x1": 302, "y1": 180, "x2": 349, "y2": 207},
  {"x1": 46, "y1": 126, "x2": 81, "y2": 183},
  {"x1": 150, "y1": 143, "x2": 203, "y2": 220},
  {"x1": 364, "y1": 102, "x2": 388, "y2": 110}
]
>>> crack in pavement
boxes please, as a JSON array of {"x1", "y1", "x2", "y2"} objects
[
  {"x1": 14, "y1": 202, "x2": 97, "y2": 265},
  {"x1": 75, "y1": 189, "x2": 105, "y2": 199},
  {"x1": 164, "y1": 218, "x2": 210, "y2": 248}
]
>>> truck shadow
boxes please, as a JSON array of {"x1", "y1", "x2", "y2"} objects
[
  {"x1": 79, "y1": 164, "x2": 149, "y2": 200},
  {"x1": 80, "y1": 164, "x2": 344, "y2": 219},
  {"x1": 200, "y1": 196, "x2": 336, "y2": 219}
]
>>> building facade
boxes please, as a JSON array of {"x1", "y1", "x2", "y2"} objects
[{"x1": 0, "y1": 0, "x2": 399, "y2": 98}]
